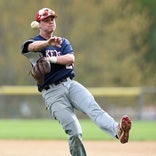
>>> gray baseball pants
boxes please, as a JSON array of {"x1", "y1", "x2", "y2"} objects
[{"x1": 42, "y1": 78, "x2": 118, "y2": 156}]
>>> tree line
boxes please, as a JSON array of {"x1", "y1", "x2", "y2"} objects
[{"x1": 0, "y1": 0, "x2": 155, "y2": 87}]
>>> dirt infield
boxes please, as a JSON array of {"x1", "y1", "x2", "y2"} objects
[{"x1": 0, "y1": 140, "x2": 155, "y2": 156}]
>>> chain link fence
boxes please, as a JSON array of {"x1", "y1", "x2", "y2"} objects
[{"x1": 0, "y1": 86, "x2": 156, "y2": 120}]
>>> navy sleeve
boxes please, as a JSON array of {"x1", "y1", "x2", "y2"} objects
[{"x1": 21, "y1": 40, "x2": 34, "y2": 54}]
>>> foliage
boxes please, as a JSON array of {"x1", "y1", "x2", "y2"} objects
[{"x1": 0, "y1": 0, "x2": 155, "y2": 86}]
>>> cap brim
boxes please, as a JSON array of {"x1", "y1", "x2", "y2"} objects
[{"x1": 41, "y1": 14, "x2": 57, "y2": 21}]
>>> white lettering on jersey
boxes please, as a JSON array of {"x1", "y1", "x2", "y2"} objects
[
  {"x1": 45, "y1": 50, "x2": 61, "y2": 57},
  {"x1": 45, "y1": 49, "x2": 74, "y2": 69}
]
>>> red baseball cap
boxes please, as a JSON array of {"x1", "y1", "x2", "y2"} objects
[{"x1": 36, "y1": 8, "x2": 57, "y2": 22}]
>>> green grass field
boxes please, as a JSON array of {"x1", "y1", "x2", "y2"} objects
[{"x1": 0, "y1": 119, "x2": 155, "y2": 141}]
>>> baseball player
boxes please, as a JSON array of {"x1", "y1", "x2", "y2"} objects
[{"x1": 21, "y1": 8, "x2": 132, "y2": 156}]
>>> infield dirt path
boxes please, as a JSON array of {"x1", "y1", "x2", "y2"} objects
[{"x1": 0, "y1": 140, "x2": 155, "y2": 156}]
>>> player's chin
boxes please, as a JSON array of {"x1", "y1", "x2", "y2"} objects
[{"x1": 46, "y1": 29, "x2": 54, "y2": 34}]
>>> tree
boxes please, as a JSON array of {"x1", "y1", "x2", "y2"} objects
[
  {"x1": 0, "y1": 0, "x2": 154, "y2": 86},
  {"x1": 66, "y1": 0, "x2": 152, "y2": 86}
]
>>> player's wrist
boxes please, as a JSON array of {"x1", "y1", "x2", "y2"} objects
[
  {"x1": 49, "y1": 56, "x2": 57, "y2": 63},
  {"x1": 46, "y1": 40, "x2": 51, "y2": 46}
]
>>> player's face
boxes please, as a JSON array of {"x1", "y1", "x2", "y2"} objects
[{"x1": 39, "y1": 16, "x2": 56, "y2": 33}]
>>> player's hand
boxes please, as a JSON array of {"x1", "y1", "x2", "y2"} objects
[{"x1": 47, "y1": 36, "x2": 62, "y2": 48}]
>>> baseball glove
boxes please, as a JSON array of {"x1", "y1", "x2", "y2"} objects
[{"x1": 30, "y1": 57, "x2": 51, "y2": 84}]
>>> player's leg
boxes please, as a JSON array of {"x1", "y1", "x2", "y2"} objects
[
  {"x1": 69, "y1": 80, "x2": 131, "y2": 143},
  {"x1": 53, "y1": 108, "x2": 86, "y2": 156},
  {"x1": 42, "y1": 85, "x2": 87, "y2": 156},
  {"x1": 69, "y1": 80, "x2": 118, "y2": 137}
]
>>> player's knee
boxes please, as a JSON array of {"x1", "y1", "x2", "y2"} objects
[
  {"x1": 64, "y1": 121, "x2": 82, "y2": 137},
  {"x1": 66, "y1": 130, "x2": 82, "y2": 138}
]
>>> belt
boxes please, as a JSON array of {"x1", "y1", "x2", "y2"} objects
[{"x1": 43, "y1": 77, "x2": 71, "y2": 91}]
